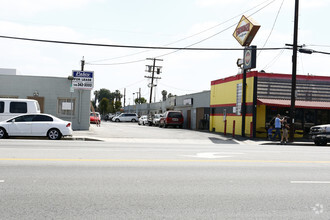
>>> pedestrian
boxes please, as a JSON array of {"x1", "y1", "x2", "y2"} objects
[
  {"x1": 267, "y1": 125, "x2": 273, "y2": 140},
  {"x1": 272, "y1": 114, "x2": 281, "y2": 141},
  {"x1": 281, "y1": 117, "x2": 289, "y2": 144}
]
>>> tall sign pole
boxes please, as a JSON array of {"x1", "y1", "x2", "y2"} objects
[
  {"x1": 233, "y1": 16, "x2": 260, "y2": 137},
  {"x1": 289, "y1": 0, "x2": 299, "y2": 142}
]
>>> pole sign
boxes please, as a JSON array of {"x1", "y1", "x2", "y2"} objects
[
  {"x1": 72, "y1": 70, "x2": 94, "y2": 90},
  {"x1": 233, "y1": 15, "x2": 260, "y2": 47},
  {"x1": 243, "y1": 46, "x2": 257, "y2": 70}
]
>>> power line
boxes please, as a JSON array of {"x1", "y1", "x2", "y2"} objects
[
  {"x1": 88, "y1": 0, "x2": 277, "y2": 63},
  {"x1": 258, "y1": 0, "x2": 285, "y2": 56},
  {"x1": 88, "y1": 0, "x2": 279, "y2": 65},
  {"x1": 0, "y1": 35, "x2": 286, "y2": 51}
]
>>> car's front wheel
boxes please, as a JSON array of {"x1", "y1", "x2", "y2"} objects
[
  {"x1": 0, "y1": 127, "x2": 8, "y2": 139},
  {"x1": 47, "y1": 128, "x2": 62, "y2": 140},
  {"x1": 115, "y1": 119, "x2": 120, "y2": 122}
]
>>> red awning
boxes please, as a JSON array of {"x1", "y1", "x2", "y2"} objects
[{"x1": 257, "y1": 99, "x2": 330, "y2": 109}]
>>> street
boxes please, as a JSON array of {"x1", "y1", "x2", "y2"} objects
[{"x1": 0, "y1": 122, "x2": 330, "y2": 219}]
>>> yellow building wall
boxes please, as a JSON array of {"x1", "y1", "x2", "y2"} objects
[
  {"x1": 210, "y1": 77, "x2": 255, "y2": 105},
  {"x1": 256, "y1": 104, "x2": 267, "y2": 138},
  {"x1": 210, "y1": 115, "x2": 253, "y2": 136},
  {"x1": 210, "y1": 75, "x2": 255, "y2": 136}
]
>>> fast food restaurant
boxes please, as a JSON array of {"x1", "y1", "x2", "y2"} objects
[{"x1": 209, "y1": 71, "x2": 330, "y2": 138}]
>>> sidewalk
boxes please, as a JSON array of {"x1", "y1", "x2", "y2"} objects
[{"x1": 71, "y1": 126, "x2": 317, "y2": 146}]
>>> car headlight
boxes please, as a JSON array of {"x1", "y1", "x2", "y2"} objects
[{"x1": 320, "y1": 127, "x2": 327, "y2": 133}]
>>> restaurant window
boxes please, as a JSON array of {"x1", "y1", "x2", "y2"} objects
[
  {"x1": 304, "y1": 109, "x2": 315, "y2": 123},
  {"x1": 316, "y1": 109, "x2": 328, "y2": 125}
]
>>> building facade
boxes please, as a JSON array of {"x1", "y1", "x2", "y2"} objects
[
  {"x1": 210, "y1": 71, "x2": 330, "y2": 138},
  {"x1": 124, "y1": 91, "x2": 210, "y2": 130},
  {"x1": 0, "y1": 73, "x2": 91, "y2": 130}
]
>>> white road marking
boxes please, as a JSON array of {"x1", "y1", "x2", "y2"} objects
[
  {"x1": 0, "y1": 180, "x2": 4, "y2": 183},
  {"x1": 183, "y1": 152, "x2": 244, "y2": 159},
  {"x1": 291, "y1": 181, "x2": 330, "y2": 184}
]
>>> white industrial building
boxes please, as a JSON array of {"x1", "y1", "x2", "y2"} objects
[{"x1": 0, "y1": 68, "x2": 91, "y2": 130}]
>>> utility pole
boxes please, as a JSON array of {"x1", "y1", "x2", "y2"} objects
[
  {"x1": 81, "y1": 56, "x2": 85, "y2": 71},
  {"x1": 124, "y1": 88, "x2": 126, "y2": 107},
  {"x1": 145, "y1": 58, "x2": 163, "y2": 103},
  {"x1": 289, "y1": 0, "x2": 299, "y2": 142}
]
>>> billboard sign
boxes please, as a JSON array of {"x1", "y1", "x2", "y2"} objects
[
  {"x1": 72, "y1": 70, "x2": 94, "y2": 90},
  {"x1": 233, "y1": 15, "x2": 260, "y2": 47}
]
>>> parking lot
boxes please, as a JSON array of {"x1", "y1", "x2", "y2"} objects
[{"x1": 75, "y1": 120, "x2": 240, "y2": 145}]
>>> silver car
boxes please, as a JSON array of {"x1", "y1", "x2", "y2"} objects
[
  {"x1": 112, "y1": 113, "x2": 138, "y2": 122},
  {"x1": 152, "y1": 114, "x2": 164, "y2": 126}
]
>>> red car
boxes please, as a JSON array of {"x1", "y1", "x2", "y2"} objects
[
  {"x1": 90, "y1": 112, "x2": 101, "y2": 124},
  {"x1": 159, "y1": 111, "x2": 184, "y2": 128}
]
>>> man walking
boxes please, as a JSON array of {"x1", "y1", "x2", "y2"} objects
[{"x1": 273, "y1": 114, "x2": 281, "y2": 141}]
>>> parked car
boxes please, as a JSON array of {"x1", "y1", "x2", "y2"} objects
[
  {"x1": 152, "y1": 114, "x2": 164, "y2": 126},
  {"x1": 138, "y1": 115, "x2": 148, "y2": 125},
  {"x1": 159, "y1": 111, "x2": 184, "y2": 128},
  {"x1": 0, "y1": 113, "x2": 72, "y2": 140},
  {"x1": 112, "y1": 113, "x2": 138, "y2": 122},
  {"x1": 104, "y1": 113, "x2": 115, "y2": 122},
  {"x1": 310, "y1": 124, "x2": 330, "y2": 146},
  {"x1": 90, "y1": 112, "x2": 101, "y2": 124}
]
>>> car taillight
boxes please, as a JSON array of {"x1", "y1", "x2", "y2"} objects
[{"x1": 66, "y1": 123, "x2": 71, "y2": 128}]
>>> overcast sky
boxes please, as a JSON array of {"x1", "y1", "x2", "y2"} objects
[{"x1": 0, "y1": 0, "x2": 329, "y2": 104}]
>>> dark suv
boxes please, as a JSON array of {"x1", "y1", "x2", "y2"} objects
[{"x1": 159, "y1": 111, "x2": 184, "y2": 128}]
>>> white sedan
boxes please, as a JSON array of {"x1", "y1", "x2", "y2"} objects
[
  {"x1": 0, "y1": 113, "x2": 72, "y2": 140},
  {"x1": 138, "y1": 115, "x2": 148, "y2": 125}
]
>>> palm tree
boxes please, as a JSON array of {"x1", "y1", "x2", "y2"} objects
[
  {"x1": 114, "y1": 90, "x2": 122, "y2": 102},
  {"x1": 161, "y1": 90, "x2": 167, "y2": 101},
  {"x1": 94, "y1": 90, "x2": 99, "y2": 103}
]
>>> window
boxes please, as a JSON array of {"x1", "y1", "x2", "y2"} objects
[
  {"x1": 0, "y1": 101, "x2": 4, "y2": 113},
  {"x1": 12, "y1": 115, "x2": 35, "y2": 122},
  {"x1": 58, "y1": 98, "x2": 75, "y2": 116},
  {"x1": 33, "y1": 115, "x2": 53, "y2": 122},
  {"x1": 168, "y1": 112, "x2": 182, "y2": 118},
  {"x1": 10, "y1": 102, "x2": 27, "y2": 113}
]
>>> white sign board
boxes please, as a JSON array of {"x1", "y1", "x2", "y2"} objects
[
  {"x1": 72, "y1": 70, "x2": 94, "y2": 90},
  {"x1": 62, "y1": 102, "x2": 73, "y2": 110}
]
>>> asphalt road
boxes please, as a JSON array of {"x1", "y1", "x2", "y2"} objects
[{"x1": 0, "y1": 123, "x2": 330, "y2": 219}]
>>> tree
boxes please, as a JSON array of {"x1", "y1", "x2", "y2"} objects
[
  {"x1": 93, "y1": 90, "x2": 99, "y2": 103},
  {"x1": 168, "y1": 93, "x2": 175, "y2": 98},
  {"x1": 114, "y1": 90, "x2": 122, "y2": 102},
  {"x1": 98, "y1": 88, "x2": 114, "y2": 103},
  {"x1": 98, "y1": 98, "x2": 110, "y2": 115},
  {"x1": 92, "y1": 88, "x2": 122, "y2": 113},
  {"x1": 161, "y1": 90, "x2": 167, "y2": 101},
  {"x1": 135, "y1": 97, "x2": 147, "y2": 104},
  {"x1": 114, "y1": 101, "x2": 122, "y2": 112}
]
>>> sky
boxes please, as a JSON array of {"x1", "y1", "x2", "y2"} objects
[{"x1": 0, "y1": 0, "x2": 329, "y2": 105}]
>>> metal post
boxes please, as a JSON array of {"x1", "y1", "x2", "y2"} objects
[
  {"x1": 241, "y1": 69, "x2": 247, "y2": 137},
  {"x1": 233, "y1": 120, "x2": 236, "y2": 138},
  {"x1": 224, "y1": 120, "x2": 227, "y2": 135},
  {"x1": 289, "y1": 0, "x2": 299, "y2": 142}
]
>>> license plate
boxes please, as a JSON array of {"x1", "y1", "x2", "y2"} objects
[{"x1": 172, "y1": 118, "x2": 178, "y2": 121}]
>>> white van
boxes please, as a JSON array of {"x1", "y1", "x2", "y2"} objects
[{"x1": 0, "y1": 98, "x2": 41, "y2": 121}]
